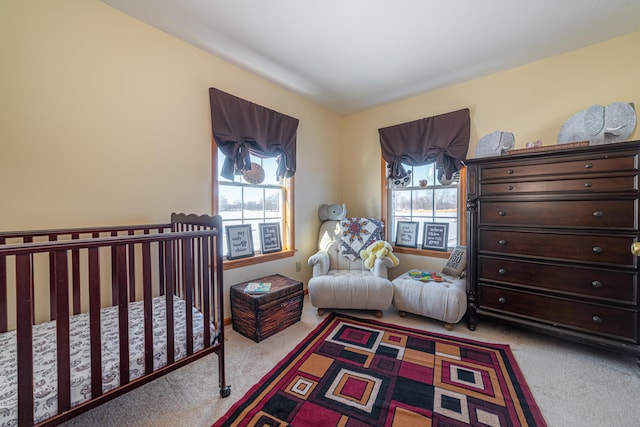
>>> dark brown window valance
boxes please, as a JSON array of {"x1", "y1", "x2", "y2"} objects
[
  {"x1": 378, "y1": 108, "x2": 470, "y2": 180},
  {"x1": 209, "y1": 88, "x2": 299, "y2": 180}
]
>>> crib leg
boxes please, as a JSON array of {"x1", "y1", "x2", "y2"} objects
[{"x1": 220, "y1": 385, "x2": 231, "y2": 398}]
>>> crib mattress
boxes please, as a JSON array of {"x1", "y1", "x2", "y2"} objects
[{"x1": 0, "y1": 295, "x2": 216, "y2": 425}]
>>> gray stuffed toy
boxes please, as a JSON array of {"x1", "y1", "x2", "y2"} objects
[
  {"x1": 318, "y1": 203, "x2": 347, "y2": 221},
  {"x1": 475, "y1": 131, "x2": 515, "y2": 158},
  {"x1": 557, "y1": 102, "x2": 636, "y2": 145}
]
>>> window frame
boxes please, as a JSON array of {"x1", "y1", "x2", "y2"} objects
[
  {"x1": 212, "y1": 148, "x2": 295, "y2": 270},
  {"x1": 380, "y1": 157, "x2": 466, "y2": 259}
]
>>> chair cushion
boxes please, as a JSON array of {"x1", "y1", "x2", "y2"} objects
[{"x1": 308, "y1": 273, "x2": 393, "y2": 311}]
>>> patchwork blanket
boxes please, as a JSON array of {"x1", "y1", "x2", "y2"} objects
[{"x1": 339, "y1": 217, "x2": 384, "y2": 261}]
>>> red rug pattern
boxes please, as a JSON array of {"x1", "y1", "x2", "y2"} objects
[{"x1": 215, "y1": 313, "x2": 546, "y2": 426}]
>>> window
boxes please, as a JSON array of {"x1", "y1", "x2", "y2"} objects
[
  {"x1": 383, "y1": 160, "x2": 466, "y2": 257},
  {"x1": 213, "y1": 148, "x2": 294, "y2": 267}
]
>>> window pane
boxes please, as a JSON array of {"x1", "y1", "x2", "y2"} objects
[
  {"x1": 219, "y1": 185, "x2": 242, "y2": 220},
  {"x1": 435, "y1": 188, "x2": 458, "y2": 214},
  {"x1": 392, "y1": 189, "x2": 411, "y2": 213},
  {"x1": 262, "y1": 157, "x2": 280, "y2": 185},
  {"x1": 412, "y1": 189, "x2": 433, "y2": 214},
  {"x1": 412, "y1": 163, "x2": 435, "y2": 184},
  {"x1": 243, "y1": 187, "x2": 264, "y2": 219},
  {"x1": 264, "y1": 188, "x2": 282, "y2": 219}
]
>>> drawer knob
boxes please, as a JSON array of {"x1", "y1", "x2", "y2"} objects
[
  {"x1": 591, "y1": 280, "x2": 603, "y2": 288},
  {"x1": 498, "y1": 297, "x2": 506, "y2": 304},
  {"x1": 584, "y1": 182, "x2": 592, "y2": 188},
  {"x1": 507, "y1": 185, "x2": 514, "y2": 190},
  {"x1": 507, "y1": 169, "x2": 514, "y2": 175},
  {"x1": 498, "y1": 211, "x2": 506, "y2": 216},
  {"x1": 498, "y1": 268, "x2": 506, "y2": 275},
  {"x1": 592, "y1": 211, "x2": 603, "y2": 218},
  {"x1": 498, "y1": 239, "x2": 506, "y2": 246},
  {"x1": 592, "y1": 246, "x2": 603, "y2": 254},
  {"x1": 584, "y1": 163, "x2": 593, "y2": 169},
  {"x1": 592, "y1": 315, "x2": 603, "y2": 324}
]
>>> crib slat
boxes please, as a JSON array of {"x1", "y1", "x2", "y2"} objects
[
  {"x1": 128, "y1": 230, "x2": 135, "y2": 302},
  {"x1": 142, "y1": 242, "x2": 154, "y2": 375},
  {"x1": 159, "y1": 233, "x2": 166, "y2": 296},
  {"x1": 72, "y1": 233, "x2": 81, "y2": 314},
  {"x1": 115, "y1": 245, "x2": 130, "y2": 386},
  {"x1": 110, "y1": 231, "x2": 118, "y2": 305},
  {"x1": 16, "y1": 254, "x2": 34, "y2": 426},
  {"x1": 164, "y1": 241, "x2": 175, "y2": 365},
  {"x1": 20, "y1": 237, "x2": 37, "y2": 328},
  {"x1": 54, "y1": 250, "x2": 71, "y2": 413},
  {"x1": 202, "y1": 236, "x2": 211, "y2": 348},
  {"x1": 195, "y1": 233, "x2": 202, "y2": 312},
  {"x1": 88, "y1": 246, "x2": 103, "y2": 399},
  {"x1": 0, "y1": 239, "x2": 6, "y2": 332},
  {"x1": 184, "y1": 239, "x2": 194, "y2": 356},
  {"x1": 49, "y1": 237, "x2": 57, "y2": 321}
]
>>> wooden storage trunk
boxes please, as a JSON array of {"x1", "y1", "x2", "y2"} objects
[{"x1": 230, "y1": 274, "x2": 304, "y2": 342}]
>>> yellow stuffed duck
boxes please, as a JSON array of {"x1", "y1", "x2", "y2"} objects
[{"x1": 359, "y1": 240, "x2": 399, "y2": 270}]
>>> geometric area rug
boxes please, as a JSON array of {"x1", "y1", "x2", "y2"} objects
[{"x1": 214, "y1": 312, "x2": 547, "y2": 426}]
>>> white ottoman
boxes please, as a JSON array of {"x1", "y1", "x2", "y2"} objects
[{"x1": 392, "y1": 269, "x2": 467, "y2": 329}]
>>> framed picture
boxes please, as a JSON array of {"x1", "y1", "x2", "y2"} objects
[
  {"x1": 259, "y1": 223, "x2": 282, "y2": 254},
  {"x1": 395, "y1": 221, "x2": 419, "y2": 248},
  {"x1": 225, "y1": 224, "x2": 254, "y2": 260},
  {"x1": 422, "y1": 222, "x2": 449, "y2": 251}
]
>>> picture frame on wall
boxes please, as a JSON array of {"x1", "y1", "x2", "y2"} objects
[
  {"x1": 422, "y1": 222, "x2": 449, "y2": 251},
  {"x1": 226, "y1": 224, "x2": 254, "y2": 260},
  {"x1": 259, "y1": 223, "x2": 282, "y2": 254},
  {"x1": 395, "y1": 221, "x2": 419, "y2": 248}
]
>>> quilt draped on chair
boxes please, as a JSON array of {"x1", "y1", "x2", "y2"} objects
[{"x1": 339, "y1": 217, "x2": 384, "y2": 261}]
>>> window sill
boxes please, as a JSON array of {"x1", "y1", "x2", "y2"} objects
[
  {"x1": 393, "y1": 246, "x2": 451, "y2": 259},
  {"x1": 223, "y1": 249, "x2": 296, "y2": 270}
]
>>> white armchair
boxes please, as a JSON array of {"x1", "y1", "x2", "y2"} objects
[{"x1": 307, "y1": 220, "x2": 395, "y2": 318}]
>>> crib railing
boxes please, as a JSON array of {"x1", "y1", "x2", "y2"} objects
[
  {"x1": 0, "y1": 213, "x2": 226, "y2": 426},
  {"x1": 0, "y1": 222, "x2": 172, "y2": 331}
]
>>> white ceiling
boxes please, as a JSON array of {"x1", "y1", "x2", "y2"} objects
[{"x1": 100, "y1": 0, "x2": 640, "y2": 115}]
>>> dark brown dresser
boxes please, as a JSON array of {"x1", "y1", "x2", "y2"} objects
[{"x1": 465, "y1": 140, "x2": 640, "y2": 359}]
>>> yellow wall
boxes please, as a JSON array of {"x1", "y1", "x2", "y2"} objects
[{"x1": 342, "y1": 31, "x2": 640, "y2": 272}]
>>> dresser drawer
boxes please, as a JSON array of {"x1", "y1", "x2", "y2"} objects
[
  {"x1": 478, "y1": 256, "x2": 637, "y2": 304},
  {"x1": 480, "y1": 175, "x2": 638, "y2": 196},
  {"x1": 478, "y1": 285, "x2": 638, "y2": 342},
  {"x1": 479, "y1": 229, "x2": 636, "y2": 267},
  {"x1": 480, "y1": 155, "x2": 638, "y2": 181},
  {"x1": 479, "y1": 200, "x2": 637, "y2": 229}
]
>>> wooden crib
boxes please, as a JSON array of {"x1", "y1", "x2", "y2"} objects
[{"x1": 0, "y1": 213, "x2": 230, "y2": 426}]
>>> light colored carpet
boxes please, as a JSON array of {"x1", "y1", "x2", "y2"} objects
[{"x1": 61, "y1": 294, "x2": 640, "y2": 426}]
